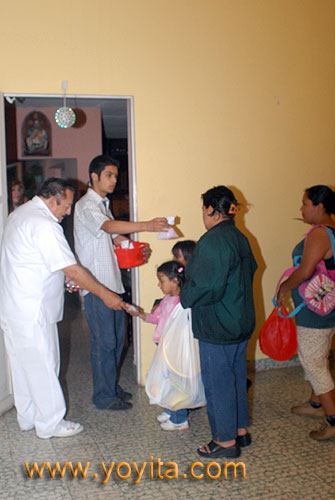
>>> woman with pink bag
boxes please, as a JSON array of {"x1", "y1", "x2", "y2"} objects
[{"x1": 276, "y1": 185, "x2": 335, "y2": 441}]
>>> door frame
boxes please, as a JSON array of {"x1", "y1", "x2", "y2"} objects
[
  {"x1": 0, "y1": 92, "x2": 142, "y2": 384},
  {"x1": 0, "y1": 93, "x2": 14, "y2": 414}
]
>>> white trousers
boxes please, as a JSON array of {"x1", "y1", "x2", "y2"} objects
[{"x1": 1, "y1": 318, "x2": 66, "y2": 438}]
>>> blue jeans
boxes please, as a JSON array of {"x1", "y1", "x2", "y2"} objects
[
  {"x1": 84, "y1": 293, "x2": 125, "y2": 409},
  {"x1": 199, "y1": 340, "x2": 250, "y2": 442},
  {"x1": 165, "y1": 408, "x2": 188, "y2": 424}
]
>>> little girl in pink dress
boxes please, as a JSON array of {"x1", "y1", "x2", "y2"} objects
[{"x1": 126, "y1": 260, "x2": 189, "y2": 431}]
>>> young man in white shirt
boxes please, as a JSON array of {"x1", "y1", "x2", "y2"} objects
[{"x1": 74, "y1": 155, "x2": 168, "y2": 410}]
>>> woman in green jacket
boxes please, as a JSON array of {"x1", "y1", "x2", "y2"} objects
[{"x1": 180, "y1": 186, "x2": 257, "y2": 459}]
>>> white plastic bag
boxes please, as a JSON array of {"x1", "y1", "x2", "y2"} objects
[
  {"x1": 157, "y1": 227, "x2": 179, "y2": 240},
  {"x1": 145, "y1": 303, "x2": 206, "y2": 411}
]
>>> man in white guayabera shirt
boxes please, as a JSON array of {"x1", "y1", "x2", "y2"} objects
[
  {"x1": 0, "y1": 178, "x2": 125, "y2": 439},
  {"x1": 74, "y1": 155, "x2": 168, "y2": 411}
]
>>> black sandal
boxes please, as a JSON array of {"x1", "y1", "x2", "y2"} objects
[
  {"x1": 197, "y1": 441, "x2": 241, "y2": 458},
  {"x1": 236, "y1": 433, "x2": 251, "y2": 447}
]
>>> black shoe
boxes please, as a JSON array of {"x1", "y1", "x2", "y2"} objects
[
  {"x1": 107, "y1": 398, "x2": 132, "y2": 410},
  {"x1": 197, "y1": 440, "x2": 241, "y2": 458},
  {"x1": 236, "y1": 433, "x2": 251, "y2": 447},
  {"x1": 247, "y1": 378, "x2": 252, "y2": 391},
  {"x1": 116, "y1": 385, "x2": 132, "y2": 401}
]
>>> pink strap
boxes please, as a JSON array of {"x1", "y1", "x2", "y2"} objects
[
  {"x1": 304, "y1": 224, "x2": 327, "y2": 243},
  {"x1": 274, "y1": 267, "x2": 297, "y2": 298},
  {"x1": 275, "y1": 225, "x2": 327, "y2": 295}
]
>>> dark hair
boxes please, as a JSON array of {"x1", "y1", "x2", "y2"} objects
[
  {"x1": 157, "y1": 261, "x2": 185, "y2": 288},
  {"x1": 172, "y1": 240, "x2": 196, "y2": 262},
  {"x1": 38, "y1": 177, "x2": 74, "y2": 200},
  {"x1": 202, "y1": 185, "x2": 238, "y2": 219},
  {"x1": 305, "y1": 185, "x2": 335, "y2": 215},
  {"x1": 89, "y1": 155, "x2": 120, "y2": 184}
]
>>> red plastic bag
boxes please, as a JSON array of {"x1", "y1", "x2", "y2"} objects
[{"x1": 259, "y1": 306, "x2": 297, "y2": 361}]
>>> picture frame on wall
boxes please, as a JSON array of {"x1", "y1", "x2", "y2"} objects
[{"x1": 22, "y1": 111, "x2": 51, "y2": 156}]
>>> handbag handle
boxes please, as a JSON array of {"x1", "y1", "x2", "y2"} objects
[
  {"x1": 273, "y1": 267, "x2": 302, "y2": 317},
  {"x1": 272, "y1": 296, "x2": 305, "y2": 318}
]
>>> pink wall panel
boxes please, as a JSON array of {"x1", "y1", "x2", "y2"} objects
[{"x1": 16, "y1": 106, "x2": 102, "y2": 185}]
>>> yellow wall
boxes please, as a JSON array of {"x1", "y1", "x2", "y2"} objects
[{"x1": 1, "y1": 0, "x2": 334, "y2": 383}]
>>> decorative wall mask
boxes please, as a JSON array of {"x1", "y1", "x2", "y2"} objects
[{"x1": 22, "y1": 111, "x2": 51, "y2": 156}]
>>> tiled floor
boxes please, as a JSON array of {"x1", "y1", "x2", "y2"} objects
[{"x1": 1, "y1": 293, "x2": 335, "y2": 500}]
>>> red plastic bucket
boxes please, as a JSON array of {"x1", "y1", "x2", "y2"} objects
[{"x1": 114, "y1": 241, "x2": 147, "y2": 269}]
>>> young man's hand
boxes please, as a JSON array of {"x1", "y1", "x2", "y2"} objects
[
  {"x1": 146, "y1": 218, "x2": 169, "y2": 232},
  {"x1": 141, "y1": 244, "x2": 152, "y2": 263}
]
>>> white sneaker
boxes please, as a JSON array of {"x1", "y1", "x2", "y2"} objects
[
  {"x1": 157, "y1": 411, "x2": 170, "y2": 423},
  {"x1": 38, "y1": 420, "x2": 84, "y2": 439},
  {"x1": 160, "y1": 419, "x2": 189, "y2": 431}
]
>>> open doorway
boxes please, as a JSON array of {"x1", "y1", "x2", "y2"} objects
[{"x1": 0, "y1": 93, "x2": 142, "y2": 383}]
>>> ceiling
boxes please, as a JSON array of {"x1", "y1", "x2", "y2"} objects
[{"x1": 5, "y1": 95, "x2": 128, "y2": 139}]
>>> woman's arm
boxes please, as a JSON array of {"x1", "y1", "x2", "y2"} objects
[{"x1": 277, "y1": 227, "x2": 332, "y2": 303}]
